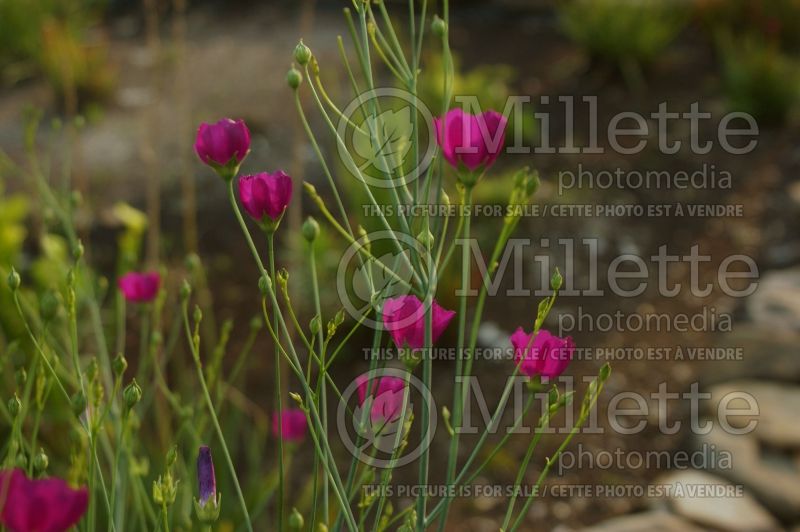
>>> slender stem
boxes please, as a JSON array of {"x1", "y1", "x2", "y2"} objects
[
  {"x1": 182, "y1": 303, "x2": 254, "y2": 532},
  {"x1": 308, "y1": 239, "x2": 330, "y2": 521},
  {"x1": 438, "y1": 186, "x2": 472, "y2": 528},
  {"x1": 267, "y1": 234, "x2": 285, "y2": 530}
]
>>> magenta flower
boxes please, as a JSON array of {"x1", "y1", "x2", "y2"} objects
[
  {"x1": 272, "y1": 408, "x2": 307, "y2": 443},
  {"x1": 196, "y1": 446, "x2": 216, "y2": 507},
  {"x1": 355, "y1": 374, "x2": 406, "y2": 422},
  {"x1": 0, "y1": 468, "x2": 88, "y2": 532},
  {"x1": 194, "y1": 118, "x2": 251, "y2": 173},
  {"x1": 433, "y1": 108, "x2": 507, "y2": 171},
  {"x1": 510, "y1": 328, "x2": 575, "y2": 379},
  {"x1": 237, "y1": 171, "x2": 293, "y2": 224},
  {"x1": 382, "y1": 295, "x2": 455, "y2": 351},
  {"x1": 118, "y1": 272, "x2": 160, "y2": 303}
]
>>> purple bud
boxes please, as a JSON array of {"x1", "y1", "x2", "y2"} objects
[{"x1": 197, "y1": 445, "x2": 216, "y2": 507}]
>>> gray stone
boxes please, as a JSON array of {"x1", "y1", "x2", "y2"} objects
[
  {"x1": 747, "y1": 268, "x2": 800, "y2": 333},
  {"x1": 581, "y1": 510, "x2": 704, "y2": 532},
  {"x1": 708, "y1": 380, "x2": 800, "y2": 448},
  {"x1": 692, "y1": 423, "x2": 800, "y2": 521},
  {"x1": 700, "y1": 325, "x2": 800, "y2": 385},
  {"x1": 655, "y1": 470, "x2": 779, "y2": 531}
]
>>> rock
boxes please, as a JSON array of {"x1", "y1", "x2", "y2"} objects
[
  {"x1": 692, "y1": 424, "x2": 800, "y2": 521},
  {"x1": 654, "y1": 470, "x2": 779, "y2": 531},
  {"x1": 581, "y1": 511, "x2": 703, "y2": 531},
  {"x1": 700, "y1": 325, "x2": 800, "y2": 385},
  {"x1": 708, "y1": 380, "x2": 800, "y2": 448},
  {"x1": 747, "y1": 268, "x2": 800, "y2": 333}
]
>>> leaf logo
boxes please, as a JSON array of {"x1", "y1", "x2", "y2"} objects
[
  {"x1": 352, "y1": 107, "x2": 413, "y2": 174},
  {"x1": 351, "y1": 251, "x2": 415, "y2": 305},
  {"x1": 352, "y1": 393, "x2": 412, "y2": 455}
]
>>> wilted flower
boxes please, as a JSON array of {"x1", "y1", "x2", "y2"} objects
[
  {"x1": 510, "y1": 328, "x2": 574, "y2": 379},
  {"x1": 0, "y1": 468, "x2": 88, "y2": 532},
  {"x1": 382, "y1": 295, "x2": 455, "y2": 351},
  {"x1": 118, "y1": 272, "x2": 160, "y2": 303},
  {"x1": 355, "y1": 374, "x2": 406, "y2": 422},
  {"x1": 433, "y1": 108, "x2": 507, "y2": 172},
  {"x1": 194, "y1": 118, "x2": 251, "y2": 177},
  {"x1": 272, "y1": 408, "x2": 307, "y2": 443},
  {"x1": 237, "y1": 171, "x2": 293, "y2": 228}
]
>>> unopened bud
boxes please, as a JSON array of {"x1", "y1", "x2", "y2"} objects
[
  {"x1": 166, "y1": 445, "x2": 178, "y2": 467},
  {"x1": 310, "y1": 315, "x2": 321, "y2": 335},
  {"x1": 432, "y1": 15, "x2": 447, "y2": 37},
  {"x1": 180, "y1": 280, "x2": 192, "y2": 300},
  {"x1": 289, "y1": 508, "x2": 305, "y2": 530},
  {"x1": 258, "y1": 275, "x2": 272, "y2": 296},
  {"x1": 33, "y1": 449, "x2": 49, "y2": 472},
  {"x1": 302, "y1": 217, "x2": 320, "y2": 242},
  {"x1": 294, "y1": 40, "x2": 312, "y2": 66},
  {"x1": 123, "y1": 379, "x2": 142, "y2": 410},
  {"x1": 113, "y1": 354, "x2": 128, "y2": 377},
  {"x1": 72, "y1": 240, "x2": 84, "y2": 261},
  {"x1": 7, "y1": 268, "x2": 20, "y2": 291},
  {"x1": 193, "y1": 305, "x2": 203, "y2": 325},
  {"x1": 550, "y1": 267, "x2": 563, "y2": 291},
  {"x1": 8, "y1": 394, "x2": 21, "y2": 418},
  {"x1": 287, "y1": 66, "x2": 303, "y2": 90}
]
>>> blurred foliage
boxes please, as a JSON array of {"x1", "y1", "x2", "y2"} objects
[
  {"x1": 0, "y1": 0, "x2": 114, "y2": 108},
  {"x1": 694, "y1": 0, "x2": 800, "y2": 51},
  {"x1": 718, "y1": 35, "x2": 800, "y2": 125},
  {"x1": 559, "y1": 0, "x2": 687, "y2": 68}
]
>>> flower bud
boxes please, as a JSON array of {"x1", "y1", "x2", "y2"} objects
[
  {"x1": 249, "y1": 315, "x2": 263, "y2": 332},
  {"x1": 287, "y1": 66, "x2": 303, "y2": 90},
  {"x1": 113, "y1": 354, "x2": 128, "y2": 377},
  {"x1": 289, "y1": 508, "x2": 305, "y2": 530},
  {"x1": 8, "y1": 394, "x2": 21, "y2": 418},
  {"x1": 180, "y1": 280, "x2": 192, "y2": 301},
  {"x1": 302, "y1": 216, "x2": 320, "y2": 242},
  {"x1": 277, "y1": 269, "x2": 289, "y2": 290},
  {"x1": 7, "y1": 268, "x2": 20, "y2": 291},
  {"x1": 185, "y1": 253, "x2": 201, "y2": 272},
  {"x1": 72, "y1": 240, "x2": 84, "y2": 261},
  {"x1": 87, "y1": 359, "x2": 99, "y2": 382},
  {"x1": 294, "y1": 40, "x2": 312, "y2": 66},
  {"x1": 431, "y1": 15, "x2": 447, "y2": 37},
  {"x1": 123, "y1": 379, "x2": 142, "y2": 410},
  {"x1": 193, "y1": 305, "x2": 203, "y2": 325},
  {"x1": 33, "y1": 448, "x2": 49, "y2": 472},
  {"x1": 195, "y1": 445, "x2": 221, "y2": 523},
  {"x1": 550, "y1": 267, "x2": 563, "y2": 291},
  {"x1": 258, "y1": 275, "x2": 272, "y2": 296},
  {"x1": 316, "y1": 524, "x2": 329, "y2": 532},
  {"x1": 166, "y1": 445, "x2": 178, "y2": 467},
  {"x1": 309, "y1": 315, "x2": 321, "y2": 335}
]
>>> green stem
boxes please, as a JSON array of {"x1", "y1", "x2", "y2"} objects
[
  {"x1": 267, "y1": 234, "x2": 285, "y2": 530},
  {"x1": 437, "y1": 185, "x2": 472, "y2": 528},
  {"x1": 183, "y1": 304, "x2": 254, "y2": 532}
]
